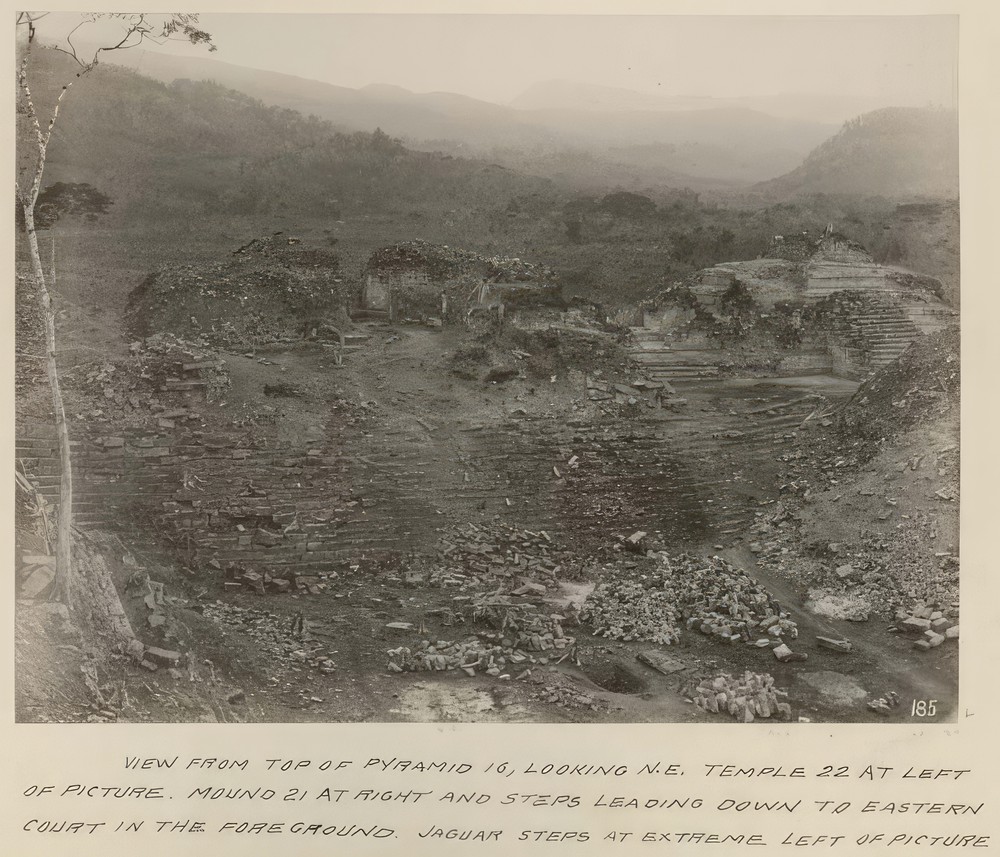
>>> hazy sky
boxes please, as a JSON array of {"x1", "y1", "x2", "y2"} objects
[{"x1": 33, "y1": 13, "x2": 958, "y2": 107}]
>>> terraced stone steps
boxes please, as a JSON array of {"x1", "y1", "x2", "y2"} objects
[
  {"x1": 341, "y1": 331, "x2": 371, "y2": 354},
  {"x1": 628, "y1": 328, "x2": 728, "y2": 382},
  {"x1": 846, "y1": 304, "x2": 922, "y2": 368},
  {"x1": 16, "y1": 373, "x2": 858, "y2": 577}
]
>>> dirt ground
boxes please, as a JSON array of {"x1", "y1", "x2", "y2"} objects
[{"x1": 15, "y1": 319, "x2": 959, "y2": 725}]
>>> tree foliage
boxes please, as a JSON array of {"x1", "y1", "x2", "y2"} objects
[{"x1": 18, "y1": 182, "x2": 113, "y2": 230}]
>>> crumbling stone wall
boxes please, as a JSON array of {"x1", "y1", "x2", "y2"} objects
[{"x1": 18, "y1": 420, "x2": 358, "y2": 579}]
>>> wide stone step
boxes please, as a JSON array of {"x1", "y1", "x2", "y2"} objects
[
  {"x1": 349, "y1": 309, "x2": 390, "y2": 321},
  {"x1": 869, "y1": 338, "x2": 913, "y2": 346},
  {"x1": 15, "y1": 439, "x2": 59, "y2": 450},
  {"x1": 633, "y1": 357, "x2": 721, "y2": 368},
  {"x1": 74, "y1": 513, "x2": 115, "y2": 525},
  {"x1": 854, "y1": 320, "x2": 913, "y2": 328}
]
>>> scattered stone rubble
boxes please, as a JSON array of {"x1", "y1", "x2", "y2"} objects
[
  {"x1": 126, "y1": 638, "x2": 184, "y2": 673},
  {"x1": 690, "y1": 672, "x2": 792, "y2": 723},
  {"x1": 71, "y1": 333, "x2": 229, "y2": 427},
  {"x1": 837, "y1": 327, "x2": 959, "y2": 452},
  {"x1": 582, "y1": 553, "x2": 798, "y2": 650},
  {"x1": 585, "y1": 373, "x2": 685, "y2": 410},
  {"x1": 423, "y1": 522, "x2": 579, "y2": 590},
  {"x1": 386, "y1": 604, "x2": 574, "y2": 676},
  {"x1": 894, "y1": 602, "x2": 959, "y2": 651},
  {"x1": 752, "y1": 498, "x2": 959, "y2": 623},
  {"x1": 128, "y1": 236, "x2": 345, "y2": 347},
  {"x1": 867, "y1": 690, "x2": 902, "y2": 716},
  {"x1": 222, "y1": 562, "x2": 338, "y2": 597},
  {"x1": 528, "y1": 671, "x2": 606, "y2": 712},
  {"x1": 368, "y1": 240, "x2": 554, "y2": 285},
  {"x1": 202, "y1": 602, "x2": 337, "y2": 674}
]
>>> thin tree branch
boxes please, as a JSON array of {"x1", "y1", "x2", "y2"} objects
[
  {"x1": 94, "y1": 22, "x2": 145, "y2": 61},
  {"x1": 47, "y1": 46, "x2": 87, "y2": 68},
  {"x1": 63, "y1": 20, "x2": 89, "y2": 65}
]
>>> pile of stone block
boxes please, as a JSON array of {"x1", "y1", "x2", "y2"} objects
[
  {"x1": 691, "y1": 672, "x2": 792, "y2": 723},
  {"x1": 583, "y1": 578, "x2": 682, "y2": 644},
  {"x1": 127, "y1": 638, "x2": 184, "y2": 673},
  {"x1": 427, "y1": 521, "x2": 576, "y2": 589},
  {"x1": 387, "y1": 639, "x2": 512, "y2": 677},
  {"x1": 867, "y1": 690, "x2": 902, "y2": 716},
  {"x1": 202, "y1": 601, "x2": 337, "y2": 674},
  {"x1": 582, "y1": 553, "x2": 796, "y2": 647},
  {"x1": 894, "y1": 602, "x2": 958, "y2": 651},
  {"x1": 386, "y1": 612, "x2": 573, "y2": 676},
  {"x1": 222, "y1": 562, "x2": 337, "y2": 596},
  {"x1": 531, "y1": 673, "x2": 604, "y2": 712}
]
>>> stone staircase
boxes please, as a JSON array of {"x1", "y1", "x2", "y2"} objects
[
  {"x1": 848, "y1": 301, "x2": 922, "y2": 369},
  {"x1": 628, "y1": 329, "x2": 723, "y2": 382},
  {"x1": 804, "y1": 260, "x2": 893, "y2": 298},
  {"x1": 341, "y1": 331, "x2": 371, "y2": 355},
  {"x1": 15, "y1": 374, "x2": 861, "y2": 573},
  {"x1": 628, "y1": 293, "x2": 953, "y2": 382}
]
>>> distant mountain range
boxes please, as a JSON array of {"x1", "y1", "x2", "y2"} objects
[
  {"x1": 510, "y1": 79, "x2": 898, "y2": 125},
  {"x1": 82, "y1": 46, "x2": 838, "y2": 187},
  {"x1": 45, "y1": 42, "x2": 958, "y2": 202}
]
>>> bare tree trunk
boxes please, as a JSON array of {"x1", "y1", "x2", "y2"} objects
[
  {"x1": 15, "y1": 14, "x2": 215, "y2": 614},
  {"x1": 21, "y1": 205, "x2": 73, "y2": 606}
]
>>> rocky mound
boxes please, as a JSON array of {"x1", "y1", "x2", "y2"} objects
[
  {"x1": 837, "y1": 326, "x2": 959, "y2": 456},
  {"x1": 126, "y1": 235, "x2": 346, "y2": 347},
  {"x1": 368, "y1": 240, "x2": 554, "y2": 284},
  {"x1": 582, "y1": 553, "x2": 796, "y2": 647}
]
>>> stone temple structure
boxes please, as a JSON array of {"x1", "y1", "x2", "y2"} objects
[{"x1": 632, "y1": 232, "x2": 956, "y2": 382}]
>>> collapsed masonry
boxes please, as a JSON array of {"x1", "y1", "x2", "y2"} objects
[
  {"x1": 633, "y1": 231, "x2": 956, "y2": 383},
  {"x1": 126, "y1": 234, "x2": 347, "y2": 348},
  {"x1": 359, "y1": 240, "x2": 566, "y2": 326}
]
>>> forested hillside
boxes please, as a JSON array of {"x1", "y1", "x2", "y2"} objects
[
  {"x1": 29, "y1": 48, "x2": 955, "y2": 330},
  {"x1": 754, "y1": 107, "x2": 958, "y2": 200}
]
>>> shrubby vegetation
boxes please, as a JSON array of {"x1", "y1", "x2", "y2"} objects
[{"x1": 37, "y1": 48, "x2": 958, "y2": 315}]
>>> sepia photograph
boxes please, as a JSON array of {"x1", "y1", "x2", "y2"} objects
[{"x1": 14, "y1": 11, "x2": 960, "y2": 725}]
